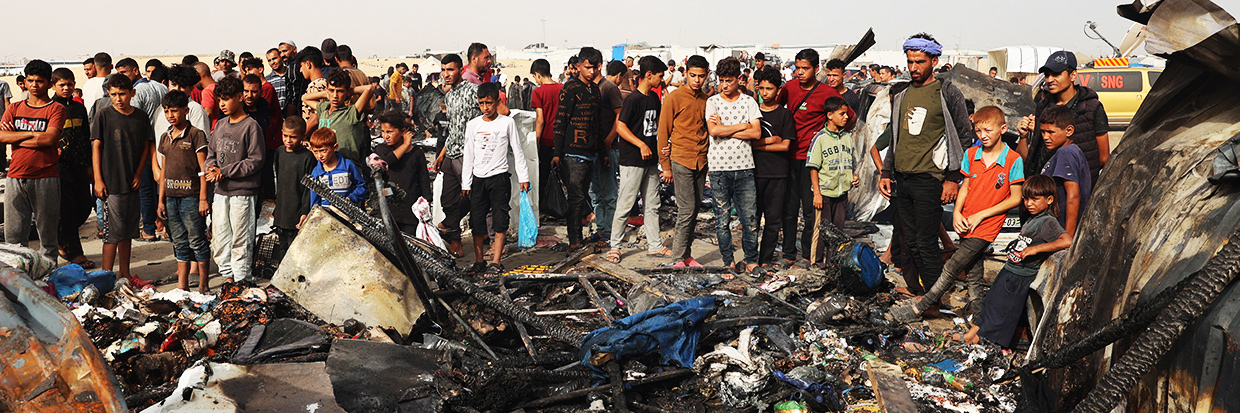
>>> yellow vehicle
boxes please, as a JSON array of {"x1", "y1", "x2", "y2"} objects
[{"x1": 1076, "y1": 60, "x2": 1162, "y2": 129}]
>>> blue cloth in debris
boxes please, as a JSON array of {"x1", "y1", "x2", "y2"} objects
[{"x1": 580, "y1": 296, "x2": 717, "y2": 381}]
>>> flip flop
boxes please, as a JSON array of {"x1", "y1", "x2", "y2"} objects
[
  {"x1": 605, "y1": 249, "x2": 622, "y2": 263},
  {"x1": 646, "y1": 247, "x2": 674, "y2": 257}
]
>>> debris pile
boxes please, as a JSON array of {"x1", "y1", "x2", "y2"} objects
[{"x1": 5, "y1": 174, "x2": 1029, "y2": 412}]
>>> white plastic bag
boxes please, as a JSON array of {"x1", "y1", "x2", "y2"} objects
[{"x1": 412, "y1": 197, "x2": 446, "y2": 249}]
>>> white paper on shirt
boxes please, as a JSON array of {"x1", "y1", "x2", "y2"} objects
[{"x1": 907, "y1": 107, "x2": 928, "y2": 136}]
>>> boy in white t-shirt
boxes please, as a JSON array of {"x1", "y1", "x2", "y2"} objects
[
  {"x1": 705, "y1": 57, "x2": 762, "y2": 273},
  {"x1": 462, "y1": 82, "x2": 530, "y2": 276}
]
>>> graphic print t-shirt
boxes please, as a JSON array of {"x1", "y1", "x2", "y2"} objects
[
  {"x1": 2, "y1": 101, "x2": 66, "y2": 178},
  {"x1": 616, "y1": 90, "x2": 661, "y2": 167}
]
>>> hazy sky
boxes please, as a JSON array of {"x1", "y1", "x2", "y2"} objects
[{"x1": 4, "y1": 0, "x2": 1141, "y2": 61}]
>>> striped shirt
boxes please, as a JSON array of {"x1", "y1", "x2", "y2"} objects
[{"x1": 266, "y1": 71, "x2": 290, "y2": 111}]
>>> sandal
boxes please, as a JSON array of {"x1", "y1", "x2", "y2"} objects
[
  {"x1": 646, "y1": 247, "x2": 674, "y2": 257},
  {"x1": 69, "y1": 256, "x2": 98, "y2": 269},
  {"x1": 484, "y1": 263, "x2": 505, "y2": 276},
  {"x1": 605, "y1": 249, "x2": 622, "y2": 263}
]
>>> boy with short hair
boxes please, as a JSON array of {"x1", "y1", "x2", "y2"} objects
[
  {"x1": 307, "y1": 128, "x2": 366, "y2": 207},
  {"x1": 705, "y1": 57, "x2": 762, "y2": 272},
  {"x1": 657, "y1": 55, "x2": 710, "y2": 267},
  {"x1": 605, "y1": 56, "x2": 670, "y2": 263},
  {"x1": 528, "y1": 58, "x2": 563, "y2": 216},
  {"x1": 51, "y1": 68, "x2": 96, "y2": 268},
  {"x1": 296, "y1": 47, "x2": 329, "y2": 130},
  {"x1": 462, "y1": 82, "x2": 530, "y2": 274},
  {"x1": 552, "y1": 47, "x2": 610, "y2": 250},
  {"x1": 154, "y1": 90, "x2": 210, "y2": 292},
  {"x1": 806, "y1": 97, "x2": 860, "y2": 266},
  {"x1": 273, "y1": 116, "x2": 316, "y2": 263},
  {"x1": 301, "y1": 69, "x2": 377, "y2": 167},
  {"x1": 752, "y1": 67, "x2": 796, "y2": 271},
  {"x1": 1, "y1": 60, "x2": 65, "y2": 265},
  {"x1": 890, "y1": 106, "x2": 1025, "y2": 322},
  {"x1": 1037, "y1": 105, "x2": 1092, "y2": 237},
  {"x1": 92, "y1": 74, "x2": 155, "y2": 285},
  {"x1": 374, "y1": 111, "x2": 433, "y2": 235},
  {"x1": 204, "y1": 76, "x2": 266, "y2": 283}
]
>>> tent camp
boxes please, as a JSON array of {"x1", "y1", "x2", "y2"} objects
[{"x1": 988, "y1": 46, "x2": 1065, "y2": 79}]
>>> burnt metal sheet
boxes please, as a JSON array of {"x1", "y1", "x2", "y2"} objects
[
  {"x1": 140, "y1": 361, "x2": 345, "y2": 413},
  {"x1": 1032, "y1": 0, "x2": 1240, "y2": 410},
  {"x1": 324, "y1": 339, "x2": 443, "y2": 412},
  {"x1": 271, "y1": 207, "x2": 428, "y2": 337},
  {"x1": 0, "y1": 264, "x2": 126, "y2": 412}
]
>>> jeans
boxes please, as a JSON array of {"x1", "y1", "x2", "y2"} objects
[
  {"x1": 58, "y1": 165, "x2": 93, "y2": 259},
  {"x1": 139, "y1": 162, "x2": 157, "y2": 235},
  {"x1": 5, "y1": 177, "x2": 60, "y2": 264},
  {"x1": 211, "y1": 194, "x2": 257, "y2": 281},
  {"x1": 610, "y1": 165, "x2": 664, "y2": 251},
  {"x1": 915, "y1": 237, "x2": 989, "y2": 313},
  {"x1": 165, "y1": 196, "x2": 210, "y2": 263},
  {"x1": 755, "y1": 177, "x2": 786, "y2": 265},
  {"x1": 671, "y1": 161, "x2": 707, "y2": 260},
  {"x1": 439, "y1": 157, "x2": 467, "y2": 242},
  {"x1": 710, "y1": 169, "x2": 758, "y2": 265},
  {"x1": 895, "y1": 172, "x2": 946, "y2": 291},
  {"x1": 591, "y1": 149, "x2": 619, "y2": 237},
  {"x1": 782, "y1": 159, "x2": 816, "y2": 261},
  {"x1": 563, "y1": 157, "x2": 594, "y2": 245}
]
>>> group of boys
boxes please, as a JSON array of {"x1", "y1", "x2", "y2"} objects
[{"x1": 3, "y1": 40, "x2": 441, "y2": 293}]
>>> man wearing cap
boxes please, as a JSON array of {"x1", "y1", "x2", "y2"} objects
[
  {"x1": 212, "y1": 50, "x2": 238, "y2": 82},
  {"x1": 320, "y1": 38, "x2": 340, "y2": 80},
  {"x1": 876, "y1": 33, "x2": 976, "y2": 294},
  {"x1": 1017, "y1": 51, "x2": 1109, "y2": 183}
]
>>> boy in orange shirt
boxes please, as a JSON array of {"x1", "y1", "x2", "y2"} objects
[{"x1": 891, "y1": 106, "x2": 1024, "y2": 321}]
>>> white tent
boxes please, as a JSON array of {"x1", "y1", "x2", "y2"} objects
[
  {"x1": 988, "y1": 46, "x2": 1064, "y2": 77},
  {"x1": 418, "y1": 56, "x2": 442, "y2": 74}
]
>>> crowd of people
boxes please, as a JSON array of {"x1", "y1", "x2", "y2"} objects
[{"x1": 0, "y1": 32, "x2": 1109, "y2": 349}]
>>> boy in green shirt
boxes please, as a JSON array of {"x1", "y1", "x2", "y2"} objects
[
  {"x1": 300, "y1": 69, "x2": 377, "y2": 167},
  {"x1": 806, "y1": 96, "x2": 859, "y2": 266}
]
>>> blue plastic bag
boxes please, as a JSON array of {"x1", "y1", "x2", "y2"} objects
[
  {"x1": 48, "y1": 264, "x2": 115, "y2": 298},
  {"x1": 518, "y1": 190, "x2": 537, "y2": 248}
]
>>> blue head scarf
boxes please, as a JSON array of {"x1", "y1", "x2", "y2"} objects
[{"x1": 903, "y1": 38, "x2": 943, "y2": 56}]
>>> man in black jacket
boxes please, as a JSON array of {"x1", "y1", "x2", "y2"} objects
[
  {"x1": 552, "y1": 47, "x2": 609, "y2": 250},
  {"x1": 877, "y1": 33, "x2": 977, "y2": 294},
  {"x1": 1016, "y1": 51, "x2": 1110, "y2": 184}
]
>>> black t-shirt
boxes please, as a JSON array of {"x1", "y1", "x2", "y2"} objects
[
  {"x1": 756, "y1": 107, "x2": 796, "y2": 178},
  {"x1": 615, "y1": 90, "x2": 662, "y2": 167},
  {"x1": 91, "y1": 106, "x2": 155, "y2": 194},
  {"x1": 374, "y1": 143, "x2": 432, "y2": 226},
  {"x1": 409, "y1": 73, "x2": 423, "y2": 93},
  {"x1": 274, "y1": 147, "x2": 318, "y2": 229}
]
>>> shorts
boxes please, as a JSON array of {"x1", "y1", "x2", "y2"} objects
[
  {"x1": 102, "y1": 192, "x2": 141, "y2": 244},
  {"x1": 975, "y1": 268, "x2": 1035, "y2": 348},
  {"x1": 470, "y1": 173, "x2": 512, "y2": 236}
]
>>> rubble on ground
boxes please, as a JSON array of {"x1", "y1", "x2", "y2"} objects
[{"x1": 1, "y1": 212, "x2": 1028, "y2": 412}]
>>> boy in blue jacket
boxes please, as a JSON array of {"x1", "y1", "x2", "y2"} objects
[{"x1": 307, "y1": 128, "x2": 366, "y2": 207}]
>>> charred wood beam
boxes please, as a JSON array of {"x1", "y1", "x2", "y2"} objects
[{"x1": 579, "y1": 276, "x2": 615, "y2": 323}]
